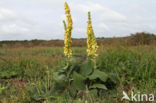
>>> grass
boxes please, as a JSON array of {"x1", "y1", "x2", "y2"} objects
[{"x1": 0, "y1": 46, "x2": 156, "y2": 103}]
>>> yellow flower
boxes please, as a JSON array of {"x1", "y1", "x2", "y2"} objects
[
  {"x1": 86, "y1": 12, "x2": 98, "y2": 62},
  {"x1": 63, "y1": 2, "x2": 73, "y2": 60}
]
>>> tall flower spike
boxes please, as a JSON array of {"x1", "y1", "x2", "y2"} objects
[
  {"x1": 86, "y1": 12, "x2": 98, "y2": 63},
  {"x1": 63, "y1": 2, "x2": 73, "y2": 60}
]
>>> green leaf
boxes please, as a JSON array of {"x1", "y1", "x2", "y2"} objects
[
  {"x1": 63, "y1": 63, "x2": 70, "y2": 70},
  {"x1": 80, "y1": 61, "x2": 93, "y2": 76},
  {"x1": 90, "y1": 84, "x2": 107, "y2": 90},
  {"x1": 89, "y1": 69, "x2": 108, "y2": 82},
  {"x1": 53, "y1": 73, "x2": 68, "y2": 91},
  {"x1": 89, "y1": 89, "x2": 98, "y2": 97},
  {"x1": 67, "y1": 63, "x2": 80, "y2": 78},
  {"x1": 54, "y1": 72, "x2": 66, "y2": 82},
  {"x1": 71, "y1": 72, "x2": 86, "y2": 91},
  {"x1": 68, "y1": 86, "x2": 77, "y2": 98},
  {"x1": 57, "y1": 63, "x2": 70, "y2": 73}
]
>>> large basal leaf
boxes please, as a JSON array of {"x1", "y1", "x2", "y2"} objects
[
  {"x1": 57, "y1": 63, "x2": 70, "y2": 74},
  {"x1": 67, "y1": 63, "x2": 80, "y2": 78},
  {"x1": 53, "y1": 73, "x2": 68, "y2": 91},
  {"x1": 71, "y1": 72, "x2": 86, "y2": 91},
  {"x1": 62, "y1": 63, "x2": 70, "y2": 70},
  {"x1": 89, "y1": 84, "x2": 107, "y2": 90},
  {"x1": 53, "y1": 72, "x2": 66, "y2": 82},
  {"x1": 80, "y1": 61, "x2": 93, "y2": 76},
  {"x1": 68, "y1": 86, "x2": 77, "y2": 98},
  {"x1": 88, "y1": 69, "x2": 109, "y2": 82},
  {"x1": 89, "y1": 89, "x2": 98, "y2": 97}
]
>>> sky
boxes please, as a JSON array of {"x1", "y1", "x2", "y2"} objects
[{"x1": 0, "y1": 0, "x2": 156, "y2": 40}]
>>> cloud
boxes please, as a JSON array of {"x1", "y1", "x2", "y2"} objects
[
  {"x1": 95, "y1": 23, "x2": 110, "y2": 31},
  {"x1": 0, "y1": 0, "x2": 155, "y2": 40},
  {"x1": 0, "y1": 24, "x2": 29, "y2": 33},
  {"x1": 66, "y1": 2, "x2": 127, "y2": 38},
  {"x1": 0, "y1": 8, "x2": 18, "y2": 21},
  {"x1": 0, "y1": 23, "x2": 46, "y2": 40},
  {"x1": 0, "y1": 8, "x2": 35, "y2": 24},
  {"x1": 71, "y1": 2, "x2": 126, "y2": 22},
  {"x1": 0, "y1": 8, "x2": 43, "y2": 40},
  {"x1": 0, "y1": 24, "x2": 31, "y2": 40},
  {"x1": 0, "y1": 8, "x2": 29, "y2": 39}
]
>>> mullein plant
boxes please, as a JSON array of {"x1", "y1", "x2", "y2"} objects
[
  {"x1": 52, "y1": 3, "x2": 116, "y2": 98},
  {"x1": 86, "y1": 12, "x2": 98, "y2": 68},
  {"x1": 63, "y1": 2, "x2": 73, "y2": 60}
]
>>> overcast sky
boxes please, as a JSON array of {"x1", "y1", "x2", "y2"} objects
[{"x1": 0, "y1": 0, "x2": 156, "y2": 40}]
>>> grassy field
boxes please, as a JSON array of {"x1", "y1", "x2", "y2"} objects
[{"x1": 0, "y1": 45, "x2": 156, "y2": 103}]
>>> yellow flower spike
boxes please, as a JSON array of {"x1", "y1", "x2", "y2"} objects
[
  {"x1": 63, "y1": 2, "x2": 73, "y2": 60},
  {"x1": 86, "y1": 12, "x2": 98, "y2": 65},
  {"x1": 65, "y1": 2, "x2": 70, "y2": 14}
]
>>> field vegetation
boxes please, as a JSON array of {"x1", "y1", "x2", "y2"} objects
[
  {"x1": 0, "y1": 2, "x2": 156, "y2": 103},
  {"x1": 0, "y1": 41, "x2": 156, "y2": 102}
]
